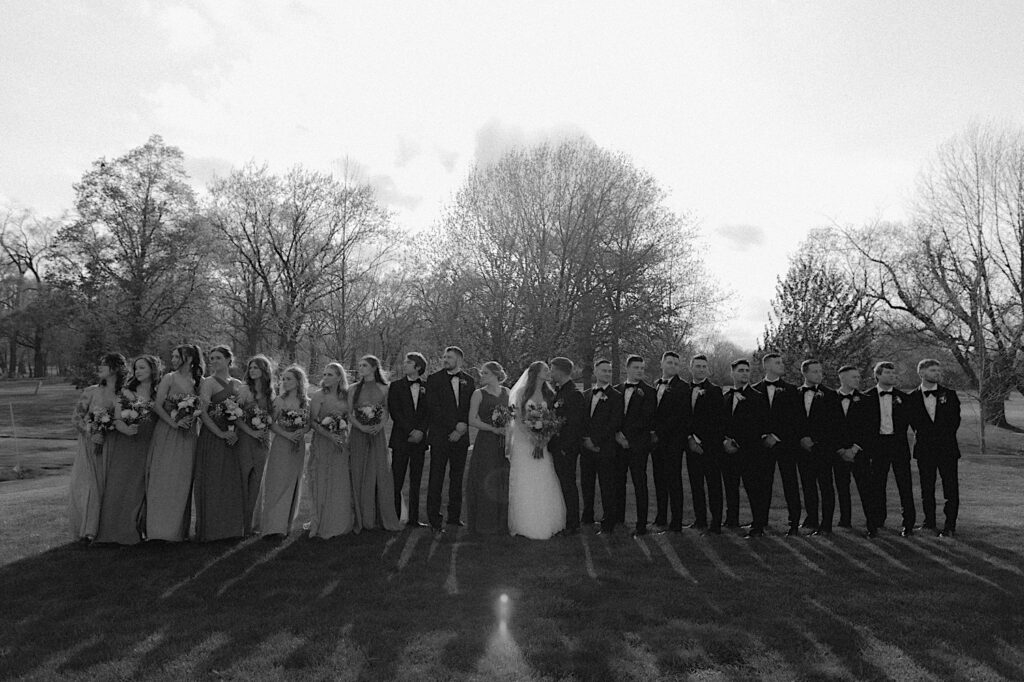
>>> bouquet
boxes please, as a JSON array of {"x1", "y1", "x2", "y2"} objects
[
  {"x1": 320, "y1": 413, "x2": 349, "y2": 433},
  {"x1": 168, "y1": 393, "x2": 200, "y2": 426},
  {"x1": 491, "y1": 404, "x2": 513, "y2": 429},
  {"x1": 211, "y1": 397, "x2": 245, "y2": 432},
  {"x1": 519, "y1": 401, "x2": 564, "y2": 459},
  {"x1": 246, "y1": 404, "x2": 272, "y2": 432},
  {"x1": 354, "y1": 403, "x2": 384, "y2": 427},
  {"x1": 278, "y1": 408, "x2": 310, "y2": 431},
  {"x1": 88, "y1": 406, "x2": 116, "y2": 456},
  {"x1": 119, "y1": 395, "x2": 153, "y2": 428}
]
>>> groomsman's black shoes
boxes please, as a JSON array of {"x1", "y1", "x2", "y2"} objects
[
  {"x1": 596, "y1": 524, "x2": 615, "y2": 535},
  {"x1": 687, "y1": 522, "x2": 708, "y2": 530},
  {"x1": 900, "y1": 527, "x2": 914, "y2": 537},
  {"x1": 864, "y1": 529, "x2": 878, "y2": 538},
  {"x1": 916, "y1": 523, "x2": 936, "y2": 532},
  {"x1": 786, "y1": 525, "x2": 801, "y2": 537},
  {"x1": 811, "y1": 529, "x2": 832, "y2": 537},
  {"x1": 446, "y1": 519, "x2": 465, "y2": 527},
  {"x1": 703, "y1": 525, "x2": 722, "y2": 535},
  {"x1": 800, "y1": 519, "x2": 819, "y2": 531},
  {"x1": 744, "y1": 527, "x2": 765, "y2": 539},
  {"x1": 431, "y1": 525, "x2": 446, "y2": 537},
  {"x1": 838, "y1": 520, "x2": 853, "y2": 528},
  {"x1": 407, "y1": 520, "x2": 428, "y2": 529},
  {"x1": 631, "y1": 526, "x2": 648, "y2": 537},
  {"x1": 652, "y1": 524, "x2": 669, "y2": 534},
  {"x1": 938, "y1": 528, "x2": 956, "y2": 538}
]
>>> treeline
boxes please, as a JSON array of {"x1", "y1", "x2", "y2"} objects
[{"x1": 0, "y1": 135, "x2": 722, "y2": 385}]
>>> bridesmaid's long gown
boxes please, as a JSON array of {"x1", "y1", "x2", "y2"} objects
[
  {"x1": 95, "y1": 408, "x2": 155, "y2": 545},
  {"x1": 194, "y1": 377, "x2": 246, "y2": 542},
  {"x1": 258, "y1": 423, "x2": 307, "y2": 535},
  {"x1": 466, "y1": 388, "x2": 510, "y2": 535},
  {"x1": 349, "y1": 384, "x2": 402, "y2": 532},
  {"x1": 308, "y1": 427, "x2": 354, "y2": 538},
  {"x1": 145, "y1": 397, "x2": 197, "y2": 542},
  {"x1": 67, "y1": 388, "x2": 106, "y2": 541},
  {"x1": 237, "y1": 398, "x2": 270, "y2": 535}
]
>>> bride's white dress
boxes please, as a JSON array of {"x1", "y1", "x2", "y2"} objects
[{"x1": 508, "y1": 401, "x2": 566, "y2": 539}]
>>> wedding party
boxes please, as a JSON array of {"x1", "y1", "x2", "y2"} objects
[{"x1": 3, "y1": 2, "x2": 1024, "y2": 680}]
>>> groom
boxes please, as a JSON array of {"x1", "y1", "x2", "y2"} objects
[
  {"x1": 425, "y1": 346, "x2": 476, "y2": 535},
  {"x1": 547, "y1": 357, "x2": 586, "y2": 535}
]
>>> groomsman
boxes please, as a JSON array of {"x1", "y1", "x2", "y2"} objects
[
  {"x1": 613, "y1": 355, "x2": 656, "y2": 536},
  {"x1": 720, "y1": 359, "x2": 769, "y2": 537},
  {"x1": 650, "y1": 351, "x2": 688, "y2": 532},
  {"x1": 833, "y1": 365, "x2": 872, "y2": 531},
  {"x1": 908, "y1": 359, "x2": 961, "y2": 537},
  {"x1": 425, "y1": 346, "x2": 476, "y2": 535},
  {"x1": 547, "y1": 357, "x2": 586, "y2": 535},
  {"x1": 861, "y1": 361, "x2": 916, "y2": 537},
  {"x1": 581, "y1": 359, "x2": 623, "y2": 533},
  {"x1": 684, "y1": 354, "x2": 724, "y2": 534},
  {"x1": 794, "y1": 359, "x2": 840, "y2": 535},
  {"x1": 750, "y1": 352, "x2": 802, "y2": 536},
  {"x1": 388, "y1": 352, "x2": 431, "y2": 527}
]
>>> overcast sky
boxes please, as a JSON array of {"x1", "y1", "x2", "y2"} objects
[{"x1": 3, "y1": 1, "x2": 1023, "y2": 347}]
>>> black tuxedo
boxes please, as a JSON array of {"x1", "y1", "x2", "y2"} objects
[
  {"x1": 833, "y1": 390, "x2": 872, "y2": 528},
  {"x1": 650, "y1": 376, "x2": 687, "y2": 529},
  {"x1": 612, "y1": 380, "x2": 656, "y2": 530},
  {"x1": 750, "y1": 378, "x2": 803, "y2": 528},
  {"x1": 547, "y1": 379, "x2": 586, "y2": 530},
  {"x1": 908, "y1": 385, "x2": 961, "y2": 531},
  {"x1": 792, "y1": 384, "x2": 842, "y2": 531},
  {"x1": 721, "y1": 385, "x2": 771, "y2": 529},
  {"x1": 684, "y1": 379, "x2": 724, "y2": 529},
  {"x1": 425, "y1": 369, "x2": 476, "y2": 528},
  {"x1": 387, "y1": 375, "x2": 430, "y2": 523},
  {"x1": 861, "y1": 386, "x2": 916, "y2": 531},
  {"x1": 581, "y1": 385, "x2": 622, "y2": 528}
]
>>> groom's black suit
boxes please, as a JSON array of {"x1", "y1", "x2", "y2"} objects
[
  {"x1": 581, "y1": 385, "x2": 622, "y2": 530},
  {"x1": 387, "y1": 374, "x2": 430, "y2": 524},
  {"x1": 425, "y1": 368, "x2": 476, "y2": 528},
  {"x1": 547, "y1": 379, "x2": 586, "y2": 531}
]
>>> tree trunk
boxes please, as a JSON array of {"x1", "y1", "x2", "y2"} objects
[{"x1": 33, "y1": 327, "x2": 46, "y2": 377}]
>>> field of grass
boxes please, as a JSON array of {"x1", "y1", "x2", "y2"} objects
[{"x1": 1, "y1": 380, "x2": 1023, "y2": 680}]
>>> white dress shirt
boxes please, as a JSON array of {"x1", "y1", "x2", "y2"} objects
[
  {"x1": 410, "y1": 379, "x2": 421, "y2": 410},
  {"x1": 877, "y1": 390, "x2": 894, "y2": 435},
  {"x1": 921, "y1": 384, "x2": 938, "y2": 421},
  {"x1": 449, "y1": 373, "x2": 461, "y2": 407}
]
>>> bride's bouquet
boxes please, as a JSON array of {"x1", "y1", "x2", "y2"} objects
[{"x1": 519, "y1": 401, "x2": 564, "y2": 459}]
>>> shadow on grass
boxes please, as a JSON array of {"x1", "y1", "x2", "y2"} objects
[{"x1": 2, "y1": 522, "x2": 1024, "y2": 680}]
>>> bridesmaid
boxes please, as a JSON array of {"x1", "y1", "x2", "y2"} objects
[
  {"x1": 258, "y1": 365, "x2": 310, "y2": 536},
  {"x1": 236, "y1": 355, "x2": 274, "y2": 536},
  {"x1": 465, "y1": 361, "x2": 511, "y2": 536},
  {"x1": 68, "y1": 353, "x2": 126, "y2": 541},
  {"x1": 349, "y1": 355, "x2": 403, "y2": 532},
  {"x1": 194, "y1": 345, "x2": 246, "y2": 542},
  {"x1": 95, "y1": 355, "x2": 160, "y2": 545},
  {"x1": 307, "y1": 362, "x2": 355, "y2": 539},
  {"x1": 146, "y1": 344, "x2": 203, "y2": 542}
]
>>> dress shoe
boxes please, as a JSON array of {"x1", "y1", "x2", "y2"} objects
[
  {"x1": 864, "y1": 529, "x2": 878, "y2": 538},
  {"x1": 687, "y1": 521, "x2": 708, "y2": 530},
  {"x1": 801, "y1": 520, "x2": 819, "y2": 531},
  {"x1": 631, "y1": 527, "x2": 648, "y2": 538},
  {"x1": 917, "y1": 523, "x2": 936, "y2": 532},
  {"x1": 703, "y1": 526, "x2": 722, "y2": 535},
  {"x1": 724, "y1": 520, "x2": 741, "y2": 529},
  {"x1": 811, "y1": 529, "x2": 832, "y2": 537},
  {"x1": 744, "y1": 527, "x2": 765, "y2": 539},
  {"x1": 668, "y1": 526, "x2": 683, "y2": 533},
  {"x1": 939, "y1": 528, "x2": 956, "y2": 538},
  {"x1": 652, "y1": 524, "x2": 669, "y2": 534},
  {"x1": 407, "y1": 520, "x2": 429, "y2": 529},
  {"x1": 564, "y1": 527, "x2": 580, "y2": 536},
  {"x1": 446, "y1": 519, "x2": 465, "y2": 527},
  {"x1": 430, "y1": 525, "x2": 446, "y2": 537},
  {"x1": 786, "y1": 526, "x2": 801, "y2": 537},
  {"x1": 596, "y1": 525, "x2": 615, "y2": 535},
  {"x1": 900, "y1": 527, "x2": 914, "y2": 538},
  {"x1": 838, "y1": 521, "x2": 852, "y2": 528}
]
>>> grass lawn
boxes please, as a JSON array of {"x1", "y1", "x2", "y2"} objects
[{"x1": 1, "y1": 381, "x2": 1023, "y2": 680}]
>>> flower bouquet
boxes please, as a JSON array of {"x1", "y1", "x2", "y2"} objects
[
  {"x1": 168, "y1": 393, "x2": 200, "y2": 426},
  {"x1": 354, "y1": 403, "x2": 384, "y2": 427},
  {"x1": 119, "y1": 396, "x2": 153, "y2": 428},
  {"x1": 320, "y1": 413, "x2": 350, "y2": 445},
  {"x1": 518, "y1": 401, "x2": 564, "y2": 459},
  {"x1": 246, "y1": 404, "x2": 272, "y2": 432},
  {"x1": 279, "y1": 408, "x2": 310, "y2": 431},
  {"x1": 88, "y1": 406, "x2": 116, "y2": 455},
  {"x1": 491, "y1": 404, "x2": 513, "y2": 428},
  {"x1": 211, "y1": 397, "x2": 245, "y2": 432}
]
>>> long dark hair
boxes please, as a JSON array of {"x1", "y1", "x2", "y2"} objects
[
  {"x1": 245, "y1": 354, "x2": 275, "y2": 407},
  {"x1": 126, "y1": 355, "x2": 162, "y2": 393},
  {"x1": 99, "y1": 352, "x2": 128, "y2": 393},
  {"x1": 209, "y1": 344, "x2": 234, "y2": 370},
  {"x1": 350, "y1": 355, "x2": 388, "y2": 405},
  {"x1": 173, "y1": 344, "x2": 205, "y2": 393},
  {"x1": 518, "y1": 360, "x2": 554, "y2": 411}
]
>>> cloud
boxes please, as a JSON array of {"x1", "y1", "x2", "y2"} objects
[
  {"x1": 395, "y1": 137, "x2": 421, "y2": 167},
  {"x1": 472, "y1": 118, "x2": 592, "y2": 169},
  {"x1": 184, "y1": 155, "x2": 235, "y2": 186},
  {"x1": 157, "y1": 4, "x2": 216, "y2": 54},
  {"x1": 434, "y1": 146, "x2": 459, "y2": 173},
  {"x1": 715, "y1": 223, "x2": 767, "y2": 251},
  {"x1": 369, "y1": 174, "x2": 422, "y2": 212}
]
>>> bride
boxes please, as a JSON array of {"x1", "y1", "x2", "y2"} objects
[{"x1": 508, "y1": 361, "x2": 566, "y2": 539}]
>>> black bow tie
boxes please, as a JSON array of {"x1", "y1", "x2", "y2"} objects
[
  {"x1": 801, "y1": 386, "x2": 818, "y2": 393},
  {"x1": 656, "y1": 379, "x2": 670, "y2": 385},
  {"x1": 923, "y1": 389, "x2": 938, "y2": 397},
  {"x1": 729, "y1": 387, "x2": 745, "y2": 394},
  {"x1": 593, "y1": 387, "x2": 606, "y2": 394},
  {"x1": 765, "y1": 380, "x2": 781, "y2": 387},
  {"x1": 625, "y1": 383, "x2": 640, "y2": 390},
  {"x1": 839, "y1": 394, "x2": 854, "y2": 402},
  {"x1": 878, "y1": 390, "x2": 893, "y2": 397},
  {"x1": 410, "y1": 378, "x2": 423, "y2": 385}
]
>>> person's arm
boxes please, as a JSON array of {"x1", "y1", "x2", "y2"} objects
[
  {"x1": 454, "y1": 376, "x2": 474, "y2": 436},
  {"x1": 113, "y1": 390, "x2": 139, "y2": 436},
  {"x1": 72, "y1": 386, "x2": 95, "y2": 436},
  {"x1": 150, "y1": 375, "x2": 178, "y2": 428},
  {"x1": 948, "y1": 390, "x2": 962, "y2": 434},
  {"x1": 199, "y1": 378, "x2": 237, "y2": 444},
  {"x1": 234, "y1": 385, "x2": 260, "y2": 440},
  {"x1": 387, "y1": 382, "x2": 411, "y2": 435},
  {"x1": 310, "y1": 393, "x2": 333, "y2": 439}
]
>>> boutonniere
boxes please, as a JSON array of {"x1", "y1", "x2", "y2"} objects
[
  {"x1": 554, "y1": 399, "x2": 564, "y2": 409},
  {"x1": 418, "y1": 385, "x2": 426, "y2": 395},
  {"x1": 939, "y1": 395, "x2": 948, "y2": 404},
  {"x1": 696, "y1": 388, "x2": 706, "y2": 397},
  {"x1": 735, "y1": 393, "x2": 746, "y2": 402},
  {"x1": 852, "y1": 396, "x2": 861, "y2": 403},
  {"x1": 459, "y1": 378, "x2": 468, "y2": 387},
  {"x1": 776, "y1": 386, "x2": 786, "y2": 392},
  {"x1": 635, "y1": 388, "x2": 645, "y2": 398},
  {"x1": 894, "y1": 396, "x2": 902, "y2": 405},
  {"x1": 599, "y1": 393, "x2": 608, "y2": 402},
  {"x1": 814, "y1": 390, "x2": 823, "y2": 399}
]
